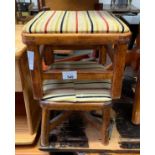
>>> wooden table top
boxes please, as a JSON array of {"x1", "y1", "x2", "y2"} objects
[{"x1": 16, "y1": 24, "x2": 27, "y2": 59}]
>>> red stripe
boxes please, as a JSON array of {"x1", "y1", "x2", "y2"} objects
[
  {"x1": 44, "y1": 11, "x2": 56, "y2": 33},
  {"x1": 76, "y1": 11, "x2": 78, "y2": 33},
  {"x1": 97, "y1": 11, "x2": 109, "y2": 32}
]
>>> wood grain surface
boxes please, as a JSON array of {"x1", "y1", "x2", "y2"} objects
[
  {"x1": 16, "y1": 25, "x2": 26, "y2": 59},
  {"x1": 15, "y1": 25, "x2": 25, "y2": 91},
  {"x1": 15, "y1": 116, "x2": 37, "y2": 145}
]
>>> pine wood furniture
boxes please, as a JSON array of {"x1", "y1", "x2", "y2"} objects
[
  {"x1": 16, "y1": 25, "x2": 41, "y2": 145},
  {"x1": 22, "y1": 10, "x2": 131, "y2": 148}
]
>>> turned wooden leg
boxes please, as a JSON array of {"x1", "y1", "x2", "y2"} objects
[
  {"x1": 101, "y1": 106, "x2": 111, "y2": 145},
  {"x1": 99, "y1": 46, "x2": 106, "y2": 65},
  {"x1": 132, "y1": 73, "x2": 140, "y2": 125},
  {"x1": 41, "y1": 108, "x2": 50, "y2": 146},
  {"x1": 112, "y1": 43, "x2": 127, "y2": 99}
]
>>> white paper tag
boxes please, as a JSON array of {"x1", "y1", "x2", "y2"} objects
[
  {"x1": 27, "y1": 51, "x2": 34, "y2": 70},
  {"x1": 62, "y1": 71, "x2": 77, "y2": 80}
]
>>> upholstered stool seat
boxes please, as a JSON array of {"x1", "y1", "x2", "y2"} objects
[
  {"x1": 43, "y1": 79, "x2": 111, "y2": 102},
  {"x1": 23, "y1": 10, "x2": 129, "y2": 33}
]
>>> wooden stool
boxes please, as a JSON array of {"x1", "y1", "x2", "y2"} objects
[{"x1": 22, "y1": 10, "x2": 131, "y2": 148}]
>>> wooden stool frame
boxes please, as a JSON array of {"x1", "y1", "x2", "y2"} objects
[{"x1": 22, "y1": 32, "x2": 131, "y2": 147}]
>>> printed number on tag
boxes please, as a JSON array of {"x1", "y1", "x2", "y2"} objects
[
  {"x1": 27, "y1": 51, "x2": 34, "y2": 70},
  {"x1": 62, "y1": 71, "x2": 77, "y2": 80}
]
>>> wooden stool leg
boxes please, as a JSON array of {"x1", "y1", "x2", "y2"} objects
[
  {"x1": 101, "y1": 106, "x2": 111, "y2": 145},
  {"x1": 41, "y1": 108, "x2": 50, "y2": 146},
  {"x1": 132, "y1": 74, "x2": 140, "y2": 125},
  {"x1": 99, "y1": 46, "x2": 106, "y2": 65},
  {"x1": 112, "y1": 43, "x2": 127, "y2": 99}
]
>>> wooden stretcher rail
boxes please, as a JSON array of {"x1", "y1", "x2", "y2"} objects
[
  {"x1": 42, "y1": 70, "x2": 113, "y2": 80},
  {"x1": 42, "y1": 44, "x2": 101, "y2": 50},
  {"x1": 40, "y1": 101, "x2": 111, "y2": 110},
  {"x1": 49, "y1": 111, "x2": 73, "y2": 131},
  {"x1": 22, "y1": 32, "x2": 131, "y2": 46}
]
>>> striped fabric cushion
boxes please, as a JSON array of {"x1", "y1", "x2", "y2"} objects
[
  {"x1": 23, "y1": 10, "x2": 129, "y2": 33},
  {"x1": 43, "y1": 79, "x2": 112, "y2": 102}
]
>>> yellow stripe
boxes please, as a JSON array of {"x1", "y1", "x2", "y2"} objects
[
  {"x1": 83, "y1": 11, "x2": 88, "y2": 32},
  {"x1": 46, "y1": 11, "x2": 60, "y2": 32},
  {"x1": 89, "y1": 11, "x2": 98, "y2": 32},
  {"x1": 103, "y1": 11, "x2": 119, "y2": 32},
  {"x1": 34, "y1": 12, "x2": 49, "y2": 32},
  {"x1": 54, "y1": 11, "x2": 64, "y2": 32},
  {"x1": 117, "y1": 17, "x2": 129, "y2": 32},
  {"x1": 65, "y1": 11, "x2": 70, "y2": 32},
  {"x1": 39, "y1": 11, "x2": 53, "y2": 32},
  {"x1": 23, "y1": 11, "x2": 43, "y2": 32}
]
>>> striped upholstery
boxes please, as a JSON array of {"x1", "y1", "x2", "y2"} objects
[
  {"x1": 23, "y1": 10, "x2": 129, "y2": 33},
  {"x1": 43, "y1": 61, "x2": 112, "y2": 102},
  {"x1": 43, "y1": 79, "x2": 112, "y2": 102},
  {"x1": 48, "y1": 61, "x2": 105, "y2": 70}
]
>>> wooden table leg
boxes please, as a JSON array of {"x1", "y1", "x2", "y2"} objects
[{"x1": 132, "y1": 74, "x2": 140, "y2": 125}]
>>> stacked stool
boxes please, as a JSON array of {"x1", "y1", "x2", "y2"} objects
[{"x1": 22, "y1": 10, "x2": 131, "y2": 148}]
